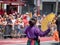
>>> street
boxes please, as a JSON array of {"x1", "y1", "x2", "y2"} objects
[
  {"x1": 0, "y1": 37, "x2": 59, "y2": 45},
  {"x1": 0, "y1": 41, "x2": 60, "y2": 45}
]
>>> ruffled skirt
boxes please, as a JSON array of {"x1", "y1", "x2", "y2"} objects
[{"x1": 27, "y1": 39, "x2": 40, "y2": 45}]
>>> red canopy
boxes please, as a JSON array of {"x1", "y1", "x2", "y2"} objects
[{"x1": 0, "y1": 0, "x2": 25, "y2": 6}]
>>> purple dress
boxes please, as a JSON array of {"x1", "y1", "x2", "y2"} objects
[
  {"x1": 25, "y1": 26, "x2": 50, "y2": 39},
  {"x1": 25, "y1": 25, "x2": 50, "y2": 45}
]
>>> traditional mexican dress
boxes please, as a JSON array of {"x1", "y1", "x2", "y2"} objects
[{"x1": 25, "y1": 26, "x2": 50, "y2": 45}]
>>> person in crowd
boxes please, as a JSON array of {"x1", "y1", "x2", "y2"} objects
[
  {"x1": 14, "y1": 17, "x2": 23, "y2": 38},
  {"x1": 22, "y1": 15, "x2": 29, "y2": 27},
  {"x1": 0, "y1": 8, "x2": 4, "y2": 17},
  {"x1": 25, "y1": 18, "x2": 51, "y2": 45},
  {"x1": 0, "y1": 15, "x2": 3, "y2": 38},
  {"x1": 14, "y1": 11, "x2": 18, "y2": 19},
  {"x1": 55, "y1": 15, "x2": 60, "y2": 42},
  {"x1": 12, "y1": 12, "x2": 17, "y2": 19},
  {"x1": 2, "y1": 18, "x2": 7, "y2": 29},
  {"x1": 52, "y1": 17, "x2": 59, "y2": 41},
  {"x1": 11, "y1": 16, "x2": 16, "y2": 30},
  {"x1": 25, "y1": 12, "x2": 30, "y2": 21},
  {"x1": 13, "y1": 18, "x2": 19, "y2": 38},
  {"x1": 3, "y1": 11, "x2": 8, "y2": 18},
  {"x1": 17, "y1": 18, "x2": 24, "y2": 38},
  {"x1": 50, "y1": 17, "x2": 57, "y2": 35},
  {"x1": 4, "y1": 16, "x2": 12, "y2": 39},
  {"x1": 36, "y1": 20, "x2": 41, "y2": 28},
  {"x1": 33, "y1": 12, "x2": 37, "y2": 18}
]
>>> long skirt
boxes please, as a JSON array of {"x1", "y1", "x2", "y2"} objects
[{"x1": 27, "y1": 39, "x2": 40, "y2": 45}]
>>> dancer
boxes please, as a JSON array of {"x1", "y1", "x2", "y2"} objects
[{"x1": 25, "y1": 18, "x2": 50, "y2": 45}]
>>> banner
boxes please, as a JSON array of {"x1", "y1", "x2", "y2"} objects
[{"x1": 41, "y1": 13, "x2": 55, "y2": 31}]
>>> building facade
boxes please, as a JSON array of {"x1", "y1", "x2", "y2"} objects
[
  {"x1": 1, "y1": 0, "x2": 60, "y2": 15},
  {"x1": 0, "y1": 0, "x2": 25, "y2": 14},
  {"x1": 40, "y1": 0, "x2": 60, "y2": 15}
]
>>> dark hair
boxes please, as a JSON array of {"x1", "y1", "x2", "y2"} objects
[{"x1": 29, "y1": 18, "x2": 37, "y2": 27}]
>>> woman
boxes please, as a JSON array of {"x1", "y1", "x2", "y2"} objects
[{"x1": 25, "y1": 18, "x2": 50, "y2": 45}]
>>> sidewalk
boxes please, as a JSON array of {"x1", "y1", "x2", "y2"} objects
[{"x1": 0, "y1": 37, "x2": 53, "y2": 44}]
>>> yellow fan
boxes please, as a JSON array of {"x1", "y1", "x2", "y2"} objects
[{"x1": 41, "y1": 13, "x2": 55, "y2": 32}]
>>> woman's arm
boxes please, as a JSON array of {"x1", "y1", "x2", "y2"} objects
[{"x1": 35, "y1": 27, "x2": 50, "y2": 37}]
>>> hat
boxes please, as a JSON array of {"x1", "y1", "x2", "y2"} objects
[
  {"x1": 58, "y1": 15, "x2": 60, "y2": 17},
  {"x1": 17, "y1": 18, "x2": 22, "y2": 21},
  {"x1": 26, "y1": 12, "x2": 29, "y2": 14}
]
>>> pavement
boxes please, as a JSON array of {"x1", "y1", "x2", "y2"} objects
[
  {"x1": 0, "y1": 41, "x2": 60, "y2": 45},
  {"x1": 16, "y1": 42, "x2": 59, "y2": 45},
  {"x1": 0, "y1": 37, "x2": 59, "y2": 45}
]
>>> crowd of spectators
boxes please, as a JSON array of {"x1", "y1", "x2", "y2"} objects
[{"x1": 0, "y1": 11, "x2": 57, "y2": 39}]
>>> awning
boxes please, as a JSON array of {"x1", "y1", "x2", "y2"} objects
[
  {"x1": 0, "y1": 0, "x2": 25, "y2": 6},
  {"x1": 0, "y1": 1, "x2": 3, "y2": 3}
]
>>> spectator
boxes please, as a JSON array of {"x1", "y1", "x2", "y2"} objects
[
  {"x1": 4, "y1": 16, "x2": 12, "y2": 39},
  {"x1": 22, "y1": 15, "x2": 29, "y2": 27},
  {"x1": 56, "y1": 15, "x2": 60, "y2": 42}
]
